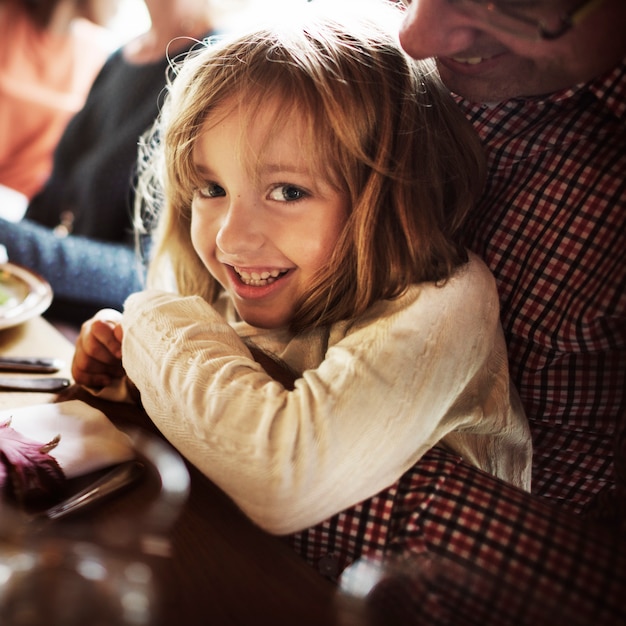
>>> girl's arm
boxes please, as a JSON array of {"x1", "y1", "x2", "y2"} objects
[{"x1": 120, "y1": 256, "x2": 530, "y2": 534}]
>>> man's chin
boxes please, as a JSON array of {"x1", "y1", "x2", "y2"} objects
[
  {"x1": 435, "y1": 57, "x2": 570, "y2": 103},
  {"x1": 436, "y1": 63, "x2": 519, "y2": 104}
]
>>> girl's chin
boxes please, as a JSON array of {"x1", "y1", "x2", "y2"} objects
[{"x1": 235, "y1": 312, "x2": 291, "y2": 330}]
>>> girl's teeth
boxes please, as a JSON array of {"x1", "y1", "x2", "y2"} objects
[{"x1": 235, "y1": 268, "x2": 286, "y2": 286}]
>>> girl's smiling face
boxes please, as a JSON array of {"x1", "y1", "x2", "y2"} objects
[{"x1": 190, "y1": 101, "x2": 350, "y2": 329}]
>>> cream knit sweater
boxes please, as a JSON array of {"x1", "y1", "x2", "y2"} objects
[{"x1": 109, "y1": 253, "x2": 531, "y2": 534}]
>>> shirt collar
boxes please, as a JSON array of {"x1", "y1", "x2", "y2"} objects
[
  {"x1": 585, "y1": 57, "x2": 626, "y2": 123},
  {"x1": 455, "y1": 57, "x2": 626, "y2": 123}
]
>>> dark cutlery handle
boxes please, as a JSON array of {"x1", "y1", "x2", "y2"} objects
[
  {"x1": 0, "y1": 377, "x2": 71, "y2": 392},
  {"x1": 43, "y1": 461, "x2": 145, "y2": 520},
  {"x1": 0, "y1": 357, "x2": 64, "y2": 373}
]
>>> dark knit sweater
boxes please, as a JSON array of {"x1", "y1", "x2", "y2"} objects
[
  {"x1": 26, "y1": 48, "x2": 171, "y2": 243},
  {"x1": 0, "y1": 36, "x2": 213, "y2": 323}
]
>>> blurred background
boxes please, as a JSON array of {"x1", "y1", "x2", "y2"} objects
[
  {"x1": 108, "y1": 0, "x2": 310, "y2": 44},
  {"x1": 107, "y1": 0, "x2": 150, "y2": 44}
]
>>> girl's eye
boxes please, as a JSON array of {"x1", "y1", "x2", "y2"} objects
[
  {"x1": 197, "y1": 182, "x2": 225, "y2": 198},
  {"x1": 268, "y1": 185, "x2": 307, "y2": 202}
]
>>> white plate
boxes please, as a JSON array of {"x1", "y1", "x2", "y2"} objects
[{"x1": 0, "y1": 263, "x2": 53, "y2": 330}]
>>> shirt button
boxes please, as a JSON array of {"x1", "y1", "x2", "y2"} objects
[{"x1": 318, "y1": 553, "x2": 339, "y2": 578}]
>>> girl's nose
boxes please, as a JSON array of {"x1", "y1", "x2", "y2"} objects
[
  {"x1": 215, "y1": 198, "x2": 265, "y2": 257},
  {"x1": 399, "y1": 0, "x2": 478, "y2": 60}
]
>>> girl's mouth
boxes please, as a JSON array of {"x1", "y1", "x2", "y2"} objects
[{"x1": 233, "y1": 266, "x2": 289, "y2": 287}]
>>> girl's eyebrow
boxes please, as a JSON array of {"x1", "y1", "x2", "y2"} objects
[
  {"x1": 259, "y1": 163, "x2": 310, "y2": 177},
  {"x1": 192, "y1": 162, "x2": 308, "y2": 177},
  {"x1": 193, "y1": 163, "x2": 215, "y2": 176}
]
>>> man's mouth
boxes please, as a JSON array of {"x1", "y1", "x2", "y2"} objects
[
  {"x1": 447, "y1": 50, "x2": 504, "y2": 66},
  {"x1": 233, "y1": 266, "x2": 289, "y2": 287},
  {"x1": 450, "y1": 57, "x2": 493, "y2": 65},
  {"x1": 451, "y1": 56, "x2": 485, "y2": 65}
]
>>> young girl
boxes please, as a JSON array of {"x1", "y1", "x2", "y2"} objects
[{"x1": 73, "y1": 0, "x2": 530, "y2": 570}]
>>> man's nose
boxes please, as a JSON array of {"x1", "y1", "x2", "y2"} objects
[{"x1": 399, "y1": 0, "x2": 478, "y2": 60}]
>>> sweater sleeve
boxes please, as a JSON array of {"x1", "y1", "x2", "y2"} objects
[{"x1": 120, "y1": 256, "x2": 530, "y2": 534}]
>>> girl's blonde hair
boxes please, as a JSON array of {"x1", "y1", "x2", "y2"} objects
[{"x1": 137, "y1": 0, "x2": 485, "y2": 332}]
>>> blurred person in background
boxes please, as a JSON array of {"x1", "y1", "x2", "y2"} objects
[
  {"x1": 0, "y1": 0, "x2": 230, "y2": 328},
  {"x1": 0, "y1": 0, "x2": 120, "y2": 201}
]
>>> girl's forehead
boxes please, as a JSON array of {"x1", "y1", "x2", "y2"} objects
[
  {"x1": 202, "y1": 94, "x2": 307, "y2": 133},
  {"x1": 197, "y1": 96, "x2": 316, "y2": 160},
  {"x1": 194, "y1": 98, "x2": 310, "y2": 161},
  {"x1": 191, "y1": 96, "x2": 343, "y2": 190}
]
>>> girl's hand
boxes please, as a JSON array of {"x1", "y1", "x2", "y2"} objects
[{"x1": 72, "y1": 309, "x2": 126, "y2": 388}]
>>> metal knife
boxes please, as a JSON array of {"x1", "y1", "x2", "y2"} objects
[
  {"x1": 0, "y1": 376, "x2": 71, "y2": 392},
  {"x1": 0, "y1": 356, "x2": 64, "y2": 373}
]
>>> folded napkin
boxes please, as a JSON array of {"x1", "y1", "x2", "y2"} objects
[{"x1": 0, "y1": 400, "x2": 135, "y2": 480}]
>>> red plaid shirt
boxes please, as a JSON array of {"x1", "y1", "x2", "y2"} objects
[
  {"x1": 287, "y1": 446, "x2": 626, "y2": 625},
  {"x1": 457, "y1": 60, "x2": 626, "y2": 513},
  {"x1": 286, "y1": 60, "x2": 626, "y2": 624}
]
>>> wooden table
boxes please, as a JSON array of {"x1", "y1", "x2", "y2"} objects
[{"x1": 0, "y1": 318, "x2": 345, "y2": 625}]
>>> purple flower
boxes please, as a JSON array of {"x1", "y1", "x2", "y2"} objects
[{"x1": 0, "y1": 419, "x2": 66, "y2": 506}]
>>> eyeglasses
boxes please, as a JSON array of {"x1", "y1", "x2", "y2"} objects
[{"x1": 445, "y1": 0, "x2": 606, "y2": 40}]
